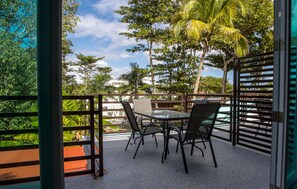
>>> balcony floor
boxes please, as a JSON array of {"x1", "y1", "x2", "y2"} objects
[{"x1": 66, "y1": 135, "x2": 270, "y2": 189}]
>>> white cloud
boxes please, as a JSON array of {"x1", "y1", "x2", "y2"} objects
[
  {"x1": 204, "y1": 66, "x2": 220, "y2": 72},
  {"x1": 110, "y1": 66, "x2": 130, "y2": 78},
  {"x1": 73, "y1": 14, "x2": 136, "y2": 50},
  {"x1": 94, "y1": 0, "x2": 127, "y2": 14},
  {"x1": 96, "y1": 60, "x2": 109, "y2": 67},
  {"x1": 120, "y1": 53, "x2": 134, "y2": 58}
]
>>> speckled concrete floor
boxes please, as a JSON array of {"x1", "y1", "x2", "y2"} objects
[{"x1": 66, "y1": 136, "x2": 270, "y2": 189}]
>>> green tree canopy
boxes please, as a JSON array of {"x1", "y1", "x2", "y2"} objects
[
  {"x1": 199, "y1": 76, "x2": 232, "y2": 94},
  {"x1": 73, "y1": 54, "x2": 105, "y2": 94},
  {"x1": 115, "y1": 0, "x2": 175, "y2": 93},
  {"x1": 119, "y1": 63, "x2": 149, "y2": 94},
  {"x1": 172, "y1": 0, "x2": 248, "y2": 94}
]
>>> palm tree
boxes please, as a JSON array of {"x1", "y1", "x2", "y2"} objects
[
  {"x1": 172, "y1": 0, "x2": 249, "y2": 94},
  {"x1": 119, "y1": 63, "x2": 149, "y2": 95}
]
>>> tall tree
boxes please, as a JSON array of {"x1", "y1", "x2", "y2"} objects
[
  {"x1": 172, "y1": 0, "x2": 248, "y2": 94},
  {"x1": 62, "y1": 0, "x2": 80, "y2": 94},
  {"x1": 154, "y1": 44, "x2": 196, "y2": 94},
  {"x1": 234, "y1": 0, "x2": 273, "y2": 54},
  {"x1": 119, "y1": 63, "x2": 148, "y2": 95},
  {"x1": 205, "y1": 41, "x2": 234, "y2": 93},
  {"x1": 90, "y1": 67, "x2": 115, "y2": 94},
  {"x1": 205, "y1": 0, "x2": 274, "y2": 93},
  {"x1": 200, "y1": 76, "x2": 232, "y2": 94},
  {"x1": 115, "y1": 0, "x2": 175, "y2": 93},
  {"x1": 74, "y1": 54, "x2": 104, "y2": 94}
]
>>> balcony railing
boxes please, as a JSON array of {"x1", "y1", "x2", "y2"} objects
[
  {"x1": 0, "y1": 96, "x2": 102, "y2": 185},
  {"x1": 99, "y1": 93, "x2": 234, "y2": 142}
]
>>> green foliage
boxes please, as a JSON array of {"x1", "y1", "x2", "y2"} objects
[
  {"x1": 115, "y1": 0, "x2": 175, "y2": 92},
  {"x1": 73, "y1": 54, "x2": 105, "y2": 94},
  {"x1": 172, "y1": 0, "x2": 248, "y2": 93},
  {"x1": 119, "y1": 63, "x2": 149, "y2": 94},
  {"x1": 234, "y1": 0, "x2": 274, "y2": 54},
  {"x1": 154, "y1": 45, "x2": 196, "y2": 94},
  {"x1": 199, "y1": 76, "x2": 232, "y2": 94},
  {"x1": 90, "y1": 67, "x2": 115, "y2": 94},
  {"x1": 61, "y1": 0, "x2": 80, "y2": 94}
]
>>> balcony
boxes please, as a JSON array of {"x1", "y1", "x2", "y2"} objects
[
  {"x1": 1, "y1": 92, "x2": 271, "y2": 188},
  {"x1": 6, "y1": 135, "x2": 270, "y2": 189}
]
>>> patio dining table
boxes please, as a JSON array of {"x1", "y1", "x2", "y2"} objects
[
  {"x1": 134, "y1": 110, "x2": 190, "y2": 161},
  {"x1": 134, "y1": 110, "x2": 190, "y2": 126}
]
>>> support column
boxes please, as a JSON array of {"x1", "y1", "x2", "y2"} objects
[
  {"x1": 270, "y1": 0, "x2": 289, "y2": 188},
  {"x1": 37, "y1": 0, "x2": 64, "y2": 188}
]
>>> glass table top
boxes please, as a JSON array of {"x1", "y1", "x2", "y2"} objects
[{"x1": 134, "y1": 110, "x2": 190, "y2": 120}]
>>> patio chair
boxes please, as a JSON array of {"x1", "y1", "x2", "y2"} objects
[
  {"x1": 163, "y1": 103, "x2": 221, "y2": 173},
  {"x1": 254, "y1": 99, "x2": 272, "y2": 136},
  {"x1": 133, "y1": 98, "x2": 153, "y2": 127},
  {"x1": 194, "y1": 99, "x2": 209, "y2": 105},
  {"x1": 178, "y1": 99, "x2": 210, "y2": 149},
  {"x1": 121, "y1": 102, "x2": 163, "y2": 159},
  {"x1": 133, "y1": 98, "x2": 163, "y2": 129}
]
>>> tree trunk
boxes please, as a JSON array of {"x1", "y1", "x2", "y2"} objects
[
  {"x1": 193, "y1": 48, "x2": 206, "y2": 94},
  {"x1": 222, "y1": 57, "x2": 227, "y2": 94},
  {"x1": 149, "y1": 40, "x2": 155, "y2": 93}
]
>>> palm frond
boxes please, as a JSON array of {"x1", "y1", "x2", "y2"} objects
[
  {"x1": 233, "y1": 35, "x2": 249, "y2": 57},
  {"x1": 186, "y1": 19, "x2": 209, "y2": 40}
]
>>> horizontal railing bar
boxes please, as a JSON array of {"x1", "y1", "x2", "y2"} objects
[
  {"x1": 102, "y1": 100, "x2": 183, "y2": 104},
  {"x1": 0, "y1": 96, "x2": 95, "y2": 101},
  {"x1": 239, "y1": 80, "x2": 273, "y2": 84},
  {"x1": 64, "y1": 155, "x2": 92, "y2": 162},
  {"x1": 103, "y1": 124, "x2": 129, "y2": 127},
  {"x1": 100, "y1": 94, "x2": 183, "y2": 97},
  {"x1": 0, "y1": 128, "x2": 38, "y2": 135},
  {"x1": 238, "y1": 123, "x2": 272, "y2": 130},
  {"x1": 64, "y1": 141, "x2": 91, "y2": 146},
  {"x1": 238, "y1": 52, "x2": 273, "y2": 60},
  {"x1": 239, "y1": 90, "x2": 273, "y2": 93},
  {"x1": 238, "y1": 131, "x2": 271, "y2": 142},
  {"x1": 240, "y1": 59, "x2": 273, "y2": 68},
  {"x1": 63, "y1": 96, "x2": 94, "y2": 100},
  {"x1": 186, "y1": 94, "x2": 232, "y2": 97},
  {"x1": 240, "y1": 85, "x2": 273, "y2": 89},
  {"x1": 238, "y1": 118, "x2": 271, "y2": 126},
  {"x1": 0, "y1": 96, "x2": 37, "y2": 100},
  {"x1": 63, "y1": 126, "x2": 91, "y2": 131},
  {"x1": 240, "y1": 74, "x2": 273, "y2": 79},
  {"x1": 0, "y1": 160, "x2": 39, "y2": 169},
  {"x1": 0, "y1": 112, "x2": 38, "y2": 117},
  {"x1": 237, "y1": 137, "x2": 271, "y2": 149},
  {"x1": 0, "y1": 176, "x2": 40, "y2": 186},
  {"x1": 237, "y1": 95, "x2": 273, "y2": 98},
  {"x1": 237, "y1": 142, "x2": 271, "y2": 154},
  {"x1": 63, "y1": 111, "x2": 92, "y2": 115},
  {"x1": 240, "y1": 68, "x2": 273, "y2": 74},
  {"x1": 0, "y1": 145, "x2": 39, "y2": 151}
]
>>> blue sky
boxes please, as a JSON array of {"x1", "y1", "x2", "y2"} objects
[{"x1": 68, "y1": 0, "x2": 232, "y2": 81}]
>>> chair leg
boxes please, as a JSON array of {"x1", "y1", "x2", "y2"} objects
[
  {"x1": 178, "y1": 134, "x2": 188, "y2": 174},
  {"x1": 153, "y1": 134, "x2": 158, "y2": 147},
  {"x1": 191, "y1": 139, "x2": 195, "y2": 156},
  {"x1": 202, "y1": 139, "x2": 206, "y2": 149},
  {"x1": 209, "y1": 139, "x2": 217, "y2": 167},
  {"x1": 175, "y1": 142, "x2": 179, "y2": 153},
  {"x1": 133, "y1": 136, "x2": 143, "y2": 159},
  {"x1": 125, "y1": 132, "x2": 133, "y2": 151},
  {"x1": 164, "y1": 132, "x2": 170, "y2": 160}
]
